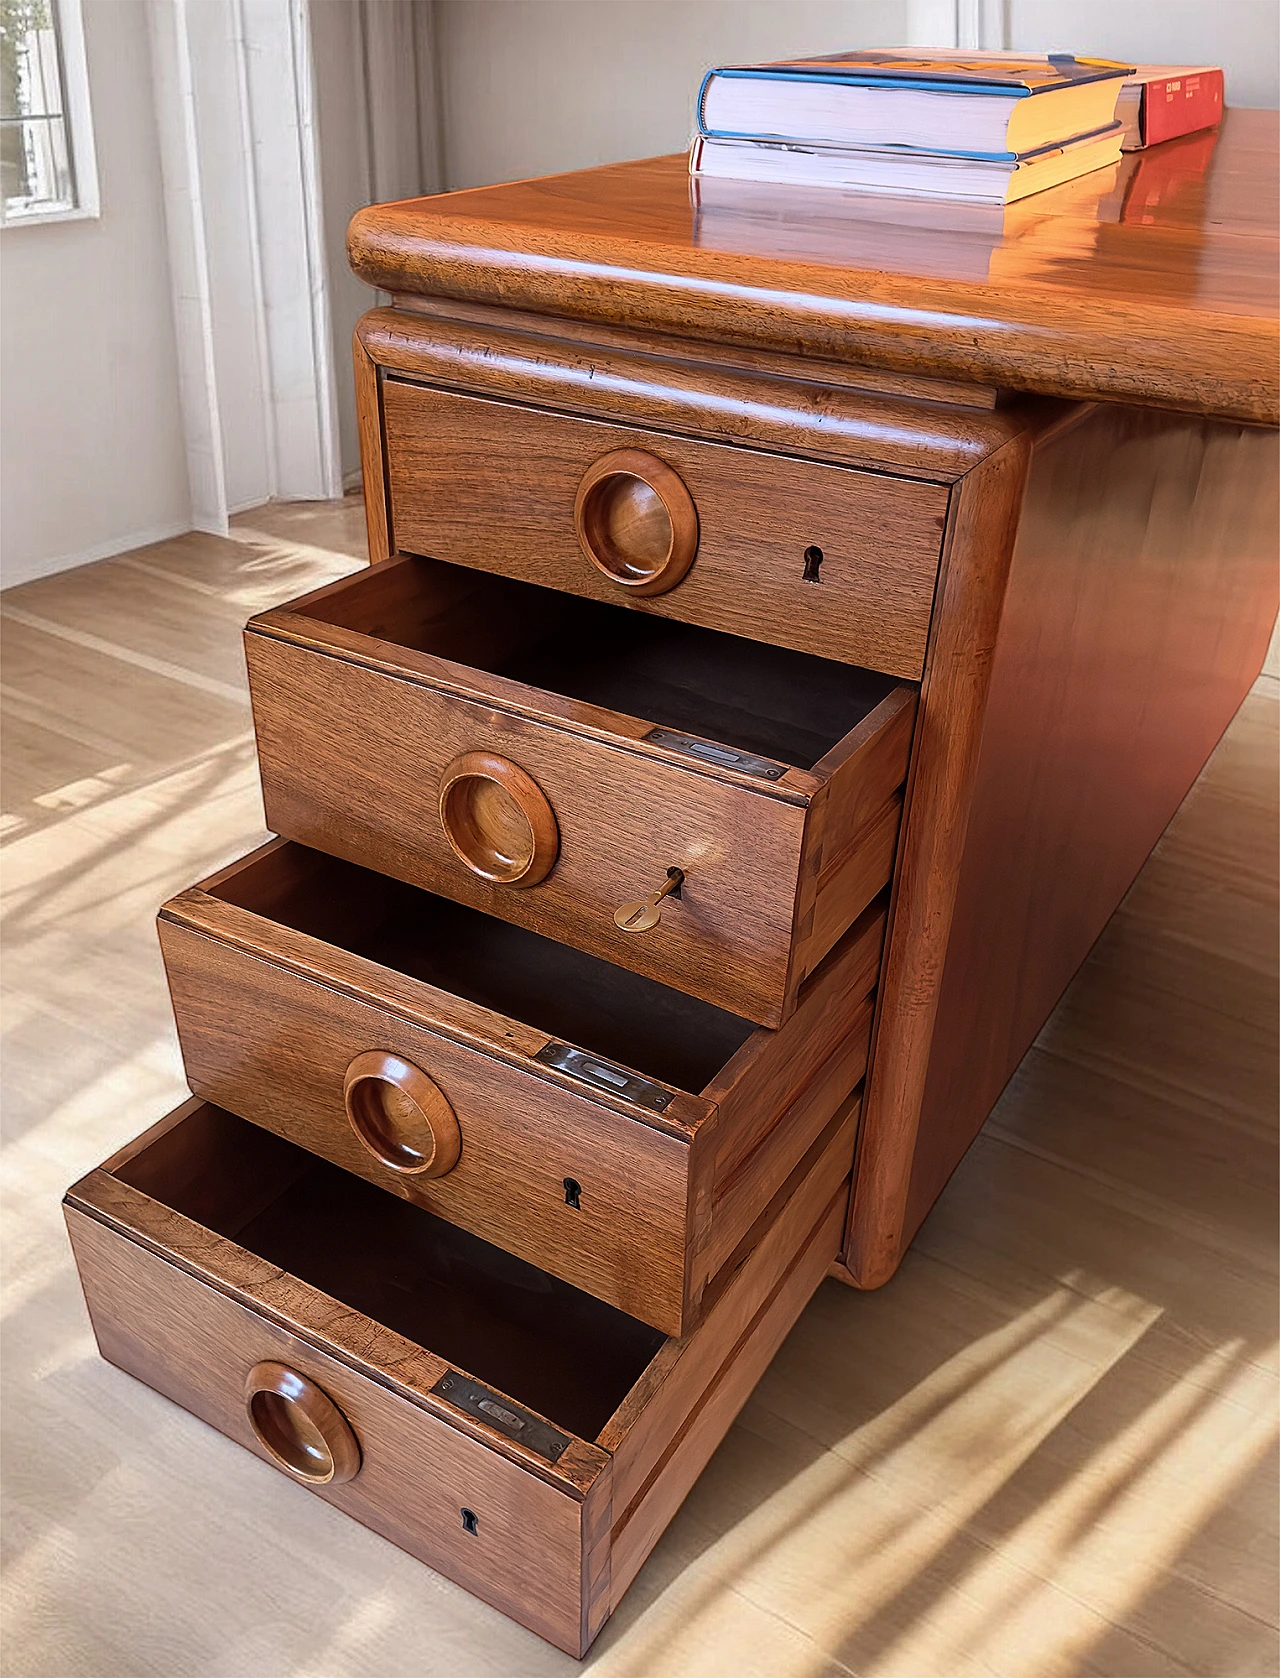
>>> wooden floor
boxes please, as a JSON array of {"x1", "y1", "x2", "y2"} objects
[{"x1": 2, "y1": 499, "x2": 1276, "y2": 1678}]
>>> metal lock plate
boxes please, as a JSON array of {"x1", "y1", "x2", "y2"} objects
[
  {"x1": 431, "y1": 1370, "x2": 571, "y2": 1462},
  {"x1": 533, "y1": 1042, "x2": 674, "y2": 1114},
  {"x1": 644, "y1": 727, "x2": 787, "y2": 781}
]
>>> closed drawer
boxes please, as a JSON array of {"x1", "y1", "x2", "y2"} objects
[
  {"x1": 246, "y1": 554, "x2": 916, "y2": 1026},
  {"x1": 158, "y1": 839, "x2": 882, "y2": 1336},
  {"x1": 65, "y1": 1095, "x2": 854, "y2": 1657},
  {"x1": 381, "y1": 376, "x2": 949, "y2": 681}
]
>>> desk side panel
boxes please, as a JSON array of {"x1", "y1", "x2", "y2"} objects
[{"x1": 902, "y1": 404, "x2": 1279, "y2": 1243}]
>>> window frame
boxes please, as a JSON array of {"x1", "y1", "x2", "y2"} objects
[{"x1": 1, "y1": 0, "x2": 99, "y2": 229}]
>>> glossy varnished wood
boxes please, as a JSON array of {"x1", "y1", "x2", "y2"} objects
[
  {"x1": 846, "y1": 405, "x2": 1279, "y2": 1286},
  {"x1": 386, "y1": 289, "x2": 1003, "y2": 408},
  {"x1": 64, "y1": 1093, "x2": 857, "y2": 1657},
  {"x1": 573, "y1": 447, "x2": 700, "y2": 597},
  {"x1": 357, "y1": 305, "x2": 1021, "y2": 480},
  {"x1": 348, "y1": 111, "x2": 1279, "y2": 425},
  {"x1": 245, "y1": 555, "x2": 915, "y2": 1025},
  {"x1": 353, "y1": 334, "x2": 392, "y2": 565},
  {"x1": 157, "y1": 839, "x2": 883, "y2": 1335},
  {"x1": 377, "y1": 367, "x2": 950, "y2": 679},
  {"x1": 844, "y1": 429, "x2": 1034, "y2": 1288},
  {"x1": 899, "y1": 405, "x2": 1279, "y2": 1266}
]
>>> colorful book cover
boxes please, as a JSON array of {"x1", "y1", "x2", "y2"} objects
[
  {"x1": 1128, "y1": 66, "x2": 1224, "y2": 149},
  {"x1": 700, "y1": 49, "x2": 1135, "y2": 117}
]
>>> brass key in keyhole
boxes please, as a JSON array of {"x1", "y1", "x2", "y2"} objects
[{"x1": 614, "y1": 867, "x2": 684, "y2": 933}]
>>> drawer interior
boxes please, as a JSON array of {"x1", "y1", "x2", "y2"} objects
[
  {"x1": 206, "y1": 841, "x2": 758, "y2": 1092},
  {"x1": 296, "y1": 555, "x2": 898, "y2": 770},
  {"x1": 114, "y1": 1104, "x2": 666, "y2": 1440}
]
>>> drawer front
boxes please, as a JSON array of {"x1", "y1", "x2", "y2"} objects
[
  {"x1": 66, "y1": 1095, "x2": 856, "y2": 1655},
  {"x1": 159, "y1": 917, "x2": 697, "y2": 1334},
  {"x1": 158, "y1": 858, "x2": 884, "y2": 1335},
  {"x1": 248, "y1": 632, "x2": 811, "y2": 1025},
  {"x1": 382, "y1": 378, "x2": 948, "y2": 681},
  {"x1": 64, "y1": 1205, "x2": 595, "y2": 1656}
]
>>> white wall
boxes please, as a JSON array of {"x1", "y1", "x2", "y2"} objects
[
  {"x1": 433, "y1": 0, "x2": 1278, "y2": 194},
  {"x1": 1004, "y1": 1, "x2": 1278, "y2": 110},
  {"x1": 0, "y1": 0, "x2": 189, "y2": 588},
  {"x1": 433, "y1": 0, "x2": 906, "y2": 190}
]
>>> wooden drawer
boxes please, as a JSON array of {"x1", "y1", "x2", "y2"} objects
[
  {"x1": 246, "y1": 554, "x2": 916, "y2": 1026},
  {"x1": 65, "y1": 1095, "x2": 855, "y2": 1657},
  {"x1": 381, "y1": 377, "x2": 950, "y2": 681},
  {"x1": 158, "y1": 839, "x2": 881, "y2": 1337}
]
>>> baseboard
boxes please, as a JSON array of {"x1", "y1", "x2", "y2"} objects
[{"x1": 1, "y1": 519, "x2": 194, "y2": 592}]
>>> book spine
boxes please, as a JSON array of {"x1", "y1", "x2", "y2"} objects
[
  {"x1": 1141, "y1": 68, "x2": 1223, "y2": 147},
  {"x1": 695, "y1": 69, "x2": 716, "y2": 138}
]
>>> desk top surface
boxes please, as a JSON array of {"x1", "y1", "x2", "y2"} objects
[{"x1": 349, "y1": 110, "x2": 1279, "y2": 424}]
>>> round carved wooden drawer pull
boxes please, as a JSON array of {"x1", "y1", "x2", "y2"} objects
[
  {"x1": 343, "y1": 1050, "x2": 462, "y2": 1177},
  {"x1": 244, "y1": 1361, "x2": 361, "y2": 1486},
  {"x1": 438, "y1": 751, "x2": 559, "y2": 887},
  {"x1": 573, "y1": 448, "x2": 699, "y2": 596}
]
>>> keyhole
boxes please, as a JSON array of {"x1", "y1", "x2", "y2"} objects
[
  {"x1": 802, "y1": 545, "x2": 824, "y2": 581},
  {"x1": 563, "y1": 1177, "x2": 582, "y2": 1209},
  {"x1": 461, "y1": 1507, "x2": 479, "y2": 1536}
]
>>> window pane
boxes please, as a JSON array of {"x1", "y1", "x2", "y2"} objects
[
  {"x1": 1, "y1": 0, "x2": 77, "y2": 219},
  {"x1": 3, "y1": 113, "x2": 72, "y2": 214}
]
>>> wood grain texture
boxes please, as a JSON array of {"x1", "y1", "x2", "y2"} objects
[
  {"x1": 347, "y1": 112, "x2": 1279, "y2": 424},
  {"x1": 159, "y1": 844, "x2": 882, "y2": 1335},
  {"x1": 242, "y1": 1360, "x2": 363, "y2": 1486},
  {"x1": 900, "y1": 404, "x2": 1280, "y2": 1250},
  {"x1": 158, "y1": 911, "x2": 695, "y2": 1334},
  {"x1": 66, "y1": 1127, "x2": 613, "y2": 1499},
  {"x1": 844, "y1": 432, "x2": 1033, "y2": 1288},
  {"x1": 385, "y1": 289, "x2": 1002, "y2": 409},
  {"x1": 245, "y1": 556, "x2": 912, "y2": 1025},
  {"x1": 64, "y1": 1201, "x2": 605, "y2": 1657},
  {"x1": 437, "y1": 748, "x2": 560, "y2": 886},
  {"x1": 703, "y1": 997, "x2": 871, "y2": 1287},
  {"x1": 248, "y1": 626, "x2": 800, "y2": 1023},
  {"x1": 845, "y1": 402, "x2": 1280, "y2": 1288},
  {"x1": 359, "y1": 305, "x2": 1020, "y2": 480},
  {"x1": 574, "y1": 446, "x2": 700, "y2": 597},
  {"x1": 791, "y1": 793, "x2": 902, "y2": 993},
  {"x1": 353, "y1": 333, "x2": 392, "y2": 564},
  {"x1": 600, "y1": 1093, "x2": 859, "y2": 1602},
  {"x1": 379, "y1": 373, "x2": 948, "y2": 678},
  {"x1": 340, "y1": 1050, "x2": 462, "y2": 1178},
  {"x1": 611, "y1": 1187, "x2": 848, "y2": 1609},
  {"x1": 66, "y1": 1093, "x2": 855, "y2": 1656}
]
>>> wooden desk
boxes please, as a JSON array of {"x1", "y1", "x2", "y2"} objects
[
  {"x1": 65, "y1": 112, "x2": 1279, "y2": 1660},
  {"x1": 351, "y1": 110, "x2": 1279, "y2": 423},
  {"x1": 349, "y1": 109, "x2": 1279, "y2": 1289}
]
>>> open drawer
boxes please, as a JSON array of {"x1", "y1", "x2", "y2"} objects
[
  {"x1": 246, "y1": 554, "x2": 916, "y2": 1026},
  {"x1": 65, "y1": 1096, "x2": 855, "y2": 1657},
  {"x1": 158, "y1": 839, "x2": 881, "y2": 1336}
]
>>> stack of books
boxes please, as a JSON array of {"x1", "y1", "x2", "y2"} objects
[{"x1": 690, "y1": 49, "x2": 1136, "y2": 205}]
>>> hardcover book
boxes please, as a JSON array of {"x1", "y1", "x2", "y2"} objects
[
  {"x1": 690, "y1": 125, "x2": 1124, "y2": 205},
  {"x1": 698, "y1": 48, "x2": 1134, "y2": 159},
  {"x1": 1115, "y1": 65, "x2": 1224, "y2": 151}
]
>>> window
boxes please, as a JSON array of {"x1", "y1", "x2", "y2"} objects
[{"x1": 1, "y1": 0, "x2": 97, "y2": 225}]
